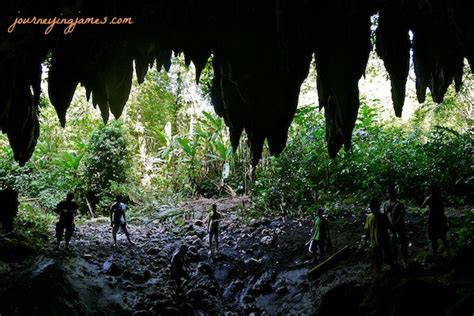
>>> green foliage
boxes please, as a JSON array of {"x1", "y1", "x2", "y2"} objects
[
  {"x1": 250, "y1": 106, "x2": 329, "y2": 216},
  {"x1": 9, "y1": 202, "x2": 55, "y2": 250},
  {"x1": 0, "y1": 94, "x2": 97, "y2": 211},
  {"x1": 81, "y1": 120, "x2": 134, "y2": 210},
  {"x1": 252, "y1": 102, "x2": 474, "y2": 216},
  {"x1": 0, "y1": 54, "x2": 471, "y2": 227},
  {"x1": 15, "y1": 202, "x2": 55, "y2": 237},
  {"x1": 454, "y1": 211, "x2": 474, "y2": 247},
  {"x1": 197, "y1": 56, "x2": 214, "y2": 97},
  {"x1": 411, "y1": 69, "x2": 473, "y2": 132},
  {"x1": 153, "y1": 111, "x2": 247, "y2": 198},
  {"x1": 128, "y1": 69, "x2": 177, "y2": 151}
]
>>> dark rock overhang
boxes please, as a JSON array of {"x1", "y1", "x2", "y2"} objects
[{"x1": 0, "y1": 0, "x2": 473, "y2": 165}]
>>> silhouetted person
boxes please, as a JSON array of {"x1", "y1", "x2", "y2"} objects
[
  {"x1": 55, "y1": 193, "x2": 77, "y2": 250},
  {"x1": 110, "y1": 195, "x2": 133, "y2": 246},
  {"x1": 0, "y1": 188, "x2": 19, "y2": 232},
  {"x1": 422, "y1": 185, "x2": 449, "y2": 257},
  {"x1": 383, "y1": 185, "x2": 408, "y2": 266},
  {"x1": 309, "y1": 208, "x2": 332, "y2": 263},
  {"x1": 208, "y1": 204, "x2": 221, "y2": 256},
  {"x1": 170, "y1": 244, "x2": 190, "y2": 290},
  {"x1": 365, "y1": 198, "x2": 394, "y2": 272}
]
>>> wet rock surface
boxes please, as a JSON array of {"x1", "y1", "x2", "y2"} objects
[{"x1": 0, "y1": 200, "x2": 473, "y2": 315}]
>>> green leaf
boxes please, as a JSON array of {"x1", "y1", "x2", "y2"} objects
[
  {"x1": 177, "y1": 137, "x2": 194, "y2": 157},
  {"x1": 214, "y1": 141, "x2": 227, "y2": 160}
]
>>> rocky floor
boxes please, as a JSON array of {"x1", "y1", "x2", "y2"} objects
[{"x1": 0, "y1": 200, "x2": 473, "y2": 315}]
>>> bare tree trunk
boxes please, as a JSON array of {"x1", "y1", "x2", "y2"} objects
[{"x1": 85, "y1": 197, "x2": 95, "y2": 218}]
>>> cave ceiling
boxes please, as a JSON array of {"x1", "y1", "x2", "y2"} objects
[{"x1": 0, "y1": 0, "x2": 473, "y2": 165}]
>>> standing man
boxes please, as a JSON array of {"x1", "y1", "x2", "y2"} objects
[
  {"x1": 365, "y1": 198, "x2": 393, "y2": 272},
  {"x1": 309, "y1": 208, "x2": 332, "y2": 263},
  {"x1": 110, "y1": 195, "x2": 133, "y2": 246},
  {"x1": 55, "y1": 193, "x2": 77, "y2": 250},
  {"x1": 422, "y1": 185, "x2": 449, "y2": 257},
  {"x1": 383, "y1": 185, "x2": 408, "y2": 266},
  {"x1": 208, "y1": 204, "x2": 221, "y2": 256}
]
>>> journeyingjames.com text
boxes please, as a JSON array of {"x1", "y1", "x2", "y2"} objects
[{"x1": 7, "y1": 16, "x2": 134, "y2": 35}]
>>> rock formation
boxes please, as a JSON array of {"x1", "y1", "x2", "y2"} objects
[{"x1": 0, "y1": 0, "x2": 472, "y2": 164}]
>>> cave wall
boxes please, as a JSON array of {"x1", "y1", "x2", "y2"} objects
[{"x1": 0, "y1": 0, "x2": 473, "y2": 165}]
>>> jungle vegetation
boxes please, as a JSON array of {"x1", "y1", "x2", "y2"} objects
[{"x1": 0, "y1": 54, "x2": 472, "y2": 232}]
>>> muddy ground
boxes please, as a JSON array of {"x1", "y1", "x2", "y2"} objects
[{"x1": 0, "y1": 198, "x2": 473, "y2": 315}]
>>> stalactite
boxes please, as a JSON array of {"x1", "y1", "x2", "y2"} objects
[
  {"x1": 0, "y1": 0, "x2": 473, "y2": 164},
  {"x1": 376, "y1": 4, "x2": 410, "y2": 117}
]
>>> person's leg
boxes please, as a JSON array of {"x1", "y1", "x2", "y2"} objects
[
  {"x1": 209, "y1": 232, "x2": 213, "y2": 253},
  {"x1": 391, "y1": 233, "x2": 399, "y2": 264},
  {"x1": 440, "y1": 219, "x2": 449, "y2": 256},
  {"x1": 122, "y1": 224, "x2": 133, "y2": 244},
  {"x1": 319, "y1": 239, "x2": 326, "y2": 260},
  {"x1": 310, "y1": 240, "x2": 318, "y2": 264},
  {"x1": 55, "y1": 222, "x2": 63, "y2": 249},
  {"x1": 315, "y1": 241, "x2": 323, "y2": 262},
  {"x1": 431, "y1": 238, "x2": 438, "y2": 257},
  {"x1": 175, "y1": 275, "x2": 182, "y2": 292},
  {"x1": 4, "y1": 215, "x2": 14, "y2": 232},
  {"x1": 399, "y1": 230, "x2": 408, "y2": 265},
  {"x1": 428, "y1": 221, "x2": 439, "y2": 257},
  {"x1": 441, "y1": 236, "x2": 449, "y2": 256},
  {"x1": 374, "y1": 246, "x2": 383, "y2": 273},
  {"x1": 112, "y1": 224, "x2": 119, "y2": 245},
  {"x1": 65, "y1": 224, "x2": 74, "y2": 250},
  {"x1": 183, "y1": 270, "x2": 190, "y2": 283},
  {"x1": 175, "y1": 271, "x2": 189, "y2": 292},
  {"x1": 383, "y1": 239, "x2": 395, "y2": 269},
  {"x1": 214, "y1": 230, "x2": 219, "y2": 252}
]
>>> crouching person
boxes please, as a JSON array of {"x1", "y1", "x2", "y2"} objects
[{"x1": 170, "y1": 244, "x2": 190, "y2": 291}]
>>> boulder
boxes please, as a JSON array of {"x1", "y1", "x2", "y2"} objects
[
  {"x1": 276, "y1": 285, "x2": 289, "y2": 295},
  {"x1": 226, "y1": 280, "x2": 245, "y2": 293},
  {"x1": 152, "y1": 299, "x2": 176, "y2": 312},
  {"x1": 133, "y1": 272, "x2": 146, "y2": 284},
  {"x1": 197, "y1": 262, "x2": 213, "y2": 275},
  {"x1": 106, "y1": 262, "x2": 122, "y2": 276},
  {"x1": 146, "y1": 247, "x2": 160, "y2": 255},
  {"x1": 244, "y1": 258, "x2": 262, "y2": 270},
  {"x1": 260, "y1": 235, "x2": 274, "y2": 246},
  {"x1": 250, "y1": 270, "x2": 275, "y2": 295},
  {"x1": 0, "y1": 261, "x2": 10, "y2": 275},
  {"x1": 242, "y1": 293, "x2": 255, "y2": 304},
  {"x1": 143, "y1": 269, "x2": 152, "y2": 280},
  {"x1": 188, "y1": 288, "x2": 213, "y2": 308}
]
